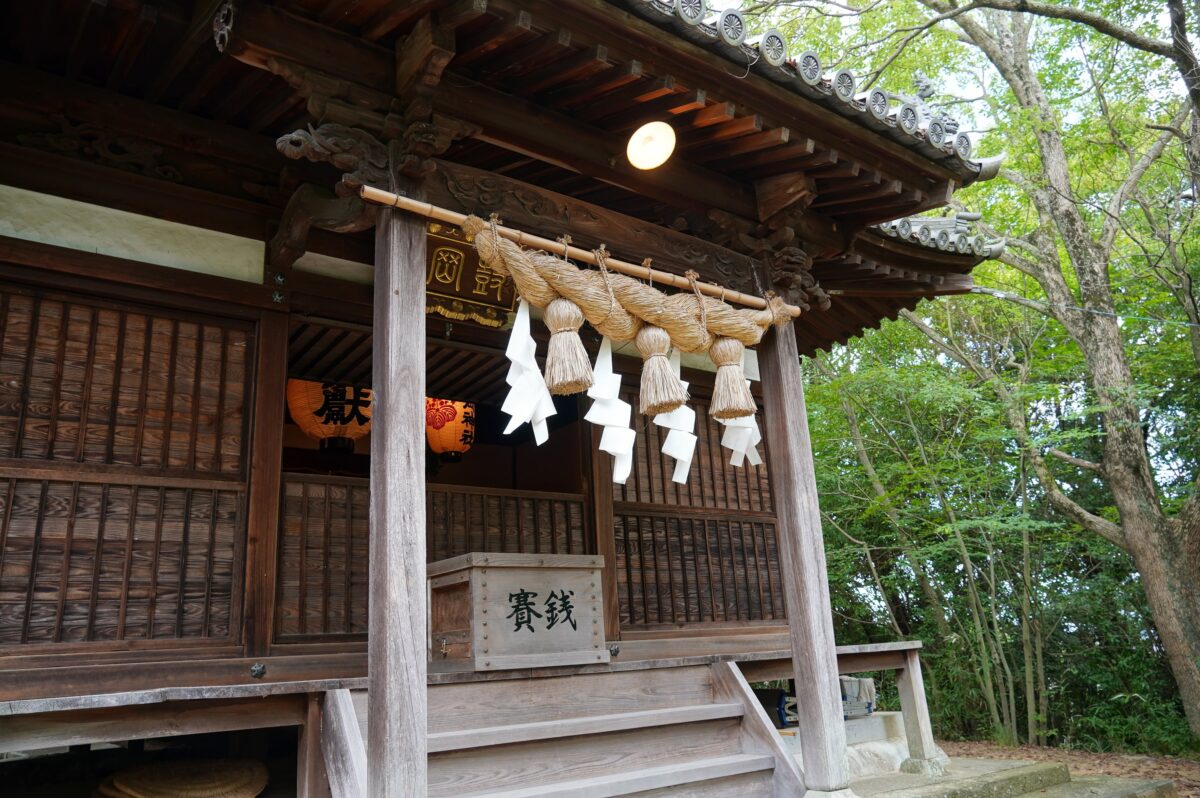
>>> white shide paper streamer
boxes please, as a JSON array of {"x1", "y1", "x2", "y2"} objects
[
  {"x1": 718, "y1": 350, "x2": 762, "y2": 467},
  {"x1": 653, "y1": 350, "x2": 697, "y2": 484},
  {"x1": 585, "y1": 337, "x2": 636, "y2": 483},
  {"x1": 500, "y1": 300, "x2": 556, "y2": 445}
]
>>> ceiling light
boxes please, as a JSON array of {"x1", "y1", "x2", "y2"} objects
[{"x1": 626, "y1": 121, "x2": 676, "y2": 170}]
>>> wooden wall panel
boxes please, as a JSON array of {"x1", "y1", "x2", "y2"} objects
[
  {"x1": 426, "y1": 485, "x2": 587, "y2": 562},
  {"x1": 0, "y1": 283, "x2": 253, "y2": 650}
]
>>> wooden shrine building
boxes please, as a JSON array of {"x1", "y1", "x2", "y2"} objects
[{"x1": 0, "y1": 1, "x2": 1002, "y2": 795}]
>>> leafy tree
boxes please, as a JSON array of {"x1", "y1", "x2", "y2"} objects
[{"x1": 751, "y1": 0, "x2": 1200, "y2": 744}]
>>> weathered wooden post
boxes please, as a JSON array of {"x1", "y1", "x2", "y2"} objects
[
  {"x1": 897, "y1": 649, "x2": 946, "y2": 775},
  {"x1": 760, "y1": 322, "x2": 854, "y2": 797},
  {"x1": 369, "y1": 162, "x2": 428, "y2": 795}
]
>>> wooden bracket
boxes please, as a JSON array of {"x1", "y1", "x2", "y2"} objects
[
  {"x1": 268, "y1": 182, "x2": 378, "y2": 271},
  {"x1": 754, "y1": 171, "x2": 816, "y2": 222},
  {"x1": 395, "y1": 14, "x2": 455, "y2": 105}
]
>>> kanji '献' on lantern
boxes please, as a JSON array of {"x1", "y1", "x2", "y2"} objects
[{"x1": 287, "y1": 379, "x2": 373, "y2": 451}]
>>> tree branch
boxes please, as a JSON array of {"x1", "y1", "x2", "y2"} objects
[
  {"x1": 900, "y1": 309, "x2": 1128, "y2": 549},
  {"x1": 1047, "y1": 447, "x2": 1104, "y2": 473}
]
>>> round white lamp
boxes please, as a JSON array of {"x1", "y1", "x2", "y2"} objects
[{"x1": 626, "y1": 121, "x2": 676, "y2": 170}]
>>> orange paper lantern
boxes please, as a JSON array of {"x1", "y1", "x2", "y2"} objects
[
  {"x1": 425, "y1": 398, "x2": 475, "y2": 459},
  {"x1": 287, "y1": 379, "x2": 373, "y2": 449}
]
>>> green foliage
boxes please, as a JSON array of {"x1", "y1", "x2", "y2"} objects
[
  {"x1": 808, "y1": 319, "x2": 1197, "y2": 755},
  {"x1": 746, "y1": 0, "x2": 1200, "y2": 755}
]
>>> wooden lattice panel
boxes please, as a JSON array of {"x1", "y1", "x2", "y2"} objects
[
  {"x1": 274, "y1": 477, "x2": 588, "y2": 641},
  {"x1": 275, "y1": 475, "x2": 370, "y2": 639},
  {"x1": 427, "y1": 486, "x2": 587, "y2": 562},
  {"x1": 615, "y1": 394, "x2": 773, "y2": 514},
  {"x1": 611, "y1": 391, "x2": 782, "y2": 630},
  {"x1": 0, "y1": 284, "x2": 253, "y2": 648},
  {"x1": 613, "y1": 513, "x2": 785, "y2": 629}
]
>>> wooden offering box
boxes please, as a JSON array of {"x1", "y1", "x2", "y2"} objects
[{"x1": 428, "y1": 553, "x2": 610, "y2": 672}]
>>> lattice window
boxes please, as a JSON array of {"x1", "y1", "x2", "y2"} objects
[{"x1": 0, "y1": 284, "x2": 253, "y2": 647}]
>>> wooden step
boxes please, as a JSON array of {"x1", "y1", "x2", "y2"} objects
[
  {"x1": 426, "y1": 665, "x2": 716, "y2": 733},
  {"x1": 428, "y1": 716, "x2": 745, "y2": 796},
  {"x1": 429, "y1": 702, "x2": 744, "y2": 752},
  {"x1": 463, "y1": 753, "x2": 776, "y2": 798}
]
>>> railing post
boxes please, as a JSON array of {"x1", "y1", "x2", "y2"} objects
[
  {"x1": 759, "y1": 323, "x2": 855, "y2": 797},
  {"x1": 897, "y1": 649, "x2": 947, "y2": 775}
]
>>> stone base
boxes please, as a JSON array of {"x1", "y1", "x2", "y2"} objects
[
  {"x1": 803, "y1": 789, "x2": 860, "y2": 798},
  {"x1": 900, "y1": 756, "x2": 948, "y2": 777}
]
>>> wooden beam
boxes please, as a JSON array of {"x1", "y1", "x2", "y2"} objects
[
  {"x1": 836, "y1": 650, "x2": 907, "y2": 673},
  {"x1": 433, "y1": 78, "x2": 758, "y2": 218},
  {"x1": 146, "y1": 0, "x2": 226, "y2": 102},
  {"x1": 515, "y1": 44, "x2": 610, "y2": 96},
  {"x1": 589, "y1": 425, "x2": 621, "y2": 643},
  {"x1": 454, "y1": 10, "x2": 534, "y2": 68},
  {"x1": 690, "y1": 127, "x2": 794, "y2": 164},
  {"x1": 896, "y1": 649, "x2": 945, "y2": 773},
  {"x1": 66, "y1": 0, "x2": 108, "y2": 81},
  {"x1": 489, "y1": 0, "x2": 959, "y2": 188},
  {"x1": 759, "y1": 323, "x2": 850, "y2": 794},
  {"x1": 369, "y1": 158, "x2": 428, "y2": 794},
  {"x1": 362, "y1": 0, "x2": 440, "y2": 41},
  {"x1": 425, "y1": 158, "x2": 761, "y2": 291},
  {"x1": 107, "y1": 3, "x2": 158, "y2": 90},
  {"x1": 297, "y1": 693, "x2": 331, "y2": 798},
  {"x1": 755, "y1": 171, "x2": 816, "y2": 222},
  {"x1": 546, "y1": 59, "x2": 641, "y2": 106},
  {"x1": 0, "y1": 695, "x2": 306, "y2": 753},
  {"x1": 0, "y1": 62, "x2": 285, "y2": 174},
  {"x1": 220, "y1": 2, "x2": 759, "y2": 219},
  {"x1": 323, "y1": 689, "x2": 368, "y2": 798},
  {"x1": 394, "y1": 13, "x2": 455, "y2": 100},
  {"x1": 484, "y1": 27, "x2": 573, "y2": 81}
]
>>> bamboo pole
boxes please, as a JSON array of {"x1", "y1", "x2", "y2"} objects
[{"x1": 359, "y1": 185, "x2": 800, "y2": 316}]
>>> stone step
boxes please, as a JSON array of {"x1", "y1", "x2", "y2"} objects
[
  {"x1": 855, "y1": 761, "x2": 1071, "y2": 798},
  {"x1": 1024, "y1": 776, "x2": 1177, "y2": 798}
]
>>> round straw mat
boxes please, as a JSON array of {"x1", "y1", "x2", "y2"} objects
[{"x1": 96, "y1": 759, "x2": 268, "y2": 798}]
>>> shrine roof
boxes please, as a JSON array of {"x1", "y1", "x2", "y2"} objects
[{"x1": 612, "y1": 0, "x2": 1003, "y2": 186}]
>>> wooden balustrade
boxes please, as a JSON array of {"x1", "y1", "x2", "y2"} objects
[{"x1": 274, "y1": 476, "x2": 588, "y2": 642}]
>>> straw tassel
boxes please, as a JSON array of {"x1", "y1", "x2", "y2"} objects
[
  {"x1": 543, "y1": 297, "x2": 594, "y2": 395},
  {"x1": 708, "y1": 336, "x2": 756, "y2": 419},
  {"x1": 635, "y1": 325, "x2": 688, "y2": 415}
]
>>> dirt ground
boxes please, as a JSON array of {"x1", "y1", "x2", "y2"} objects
[{"x1": 939, "y1": 740, "x2": 1200, "y2": 798}]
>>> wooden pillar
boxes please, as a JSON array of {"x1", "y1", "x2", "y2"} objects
[
  {"x1": 297, "y1": 693, "x2": 331, "y2": 798},
  {"x1": 243, "y1": 310, "x2": 288, "y2": 658},
  {"x1": 897, "y1": 649, "x2": 946, "y2": 775},
  {"x1": 369, "y1": 169, "x2": 428, "y2": 796},
  {"x1": 759, "y1": 323, "x2": 851, "y2": 795}
]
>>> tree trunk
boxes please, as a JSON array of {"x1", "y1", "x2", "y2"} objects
[
  {"x1": 1127, "y1": 523, "x2": 1200, "y2": 735},
  {"x1": 1020, "y1": 526, "x2": 1038, "y2": 745}
]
